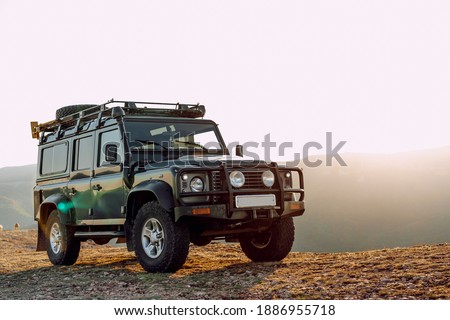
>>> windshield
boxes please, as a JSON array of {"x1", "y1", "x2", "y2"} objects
[{"x1": 124, "y1": 119, "x2": 227, "y2": 158}]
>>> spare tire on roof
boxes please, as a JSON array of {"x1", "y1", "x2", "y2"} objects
[{"x1": 55, "y1": 104, "x2": 98, "y2": 119}]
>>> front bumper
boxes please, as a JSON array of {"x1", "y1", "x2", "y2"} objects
[
  {"x1": 174, "y1": 200, "x2": 305, "y2": 221},
  {"x1": 174, "y1": 164, "x2": 305, "y2": 223}
]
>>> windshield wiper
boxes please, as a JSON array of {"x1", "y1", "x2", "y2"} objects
[
  {"x1": 133, "y1": 139, "x2": 169, "y2": 151},
  {"x1": 172, "y1": 139, "x2": 208, "y2": 151}
]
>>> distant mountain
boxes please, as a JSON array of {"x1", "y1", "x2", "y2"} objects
[
  {"x1": 1, "y1": 147, "x2": 449, "y2": 252},
  {"x1": 293, "y1": 146, "x2": 450, "y2": 252},
  {"x1": 0, "y1": 165, "x2": 36, "y2": 229}
]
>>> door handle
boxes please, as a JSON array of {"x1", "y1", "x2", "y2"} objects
[{"x1": 92, "y1": 184, "x2": 102, "y2": 191}]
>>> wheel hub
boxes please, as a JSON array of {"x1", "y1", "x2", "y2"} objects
[
  {"x1": 50, "y1": 223, "x2": 62, "y2": 254},
  {"x1": 251, "y1": 232, "x2": 272, "y2": 249},
  {"x1": 142, "y1": 218, "x2": 165, "y2": 259}
]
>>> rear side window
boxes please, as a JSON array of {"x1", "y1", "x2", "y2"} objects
[
  {"x1": 40, "y1": 142, "x2": 68, "y2": 175},
  {"x1": 73, "y1": 136, "x2": 94, "y2": 171}
]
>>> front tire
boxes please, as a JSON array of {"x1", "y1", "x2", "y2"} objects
[
  {"x1": 239, "y1": 217, "x2": 295, "y2": 262},
  {"x1": 45, "y1": 211, "x2": 80, "y2": 265},
  {"x1": 133, "y1": 202, "x2": 190, "y2": 272}
]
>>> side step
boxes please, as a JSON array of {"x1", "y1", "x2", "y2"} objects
[{"x1": 74, "y1": 231, "x2": 126, "y2": 239}]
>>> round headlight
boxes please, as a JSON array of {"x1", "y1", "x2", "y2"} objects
[
  {"x1": 229, "y1": 171, "x2": 245, "y2": 188},
  {"x1": 190, "y1": 177, "x2": 204, "y2": 192},
  {"x1": 262, "y1": 170, "x2": 275, "y2": 187}
]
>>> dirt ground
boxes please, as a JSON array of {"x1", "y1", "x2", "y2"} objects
[{"x1": 1, "y1": 229, "x2": 449, "y2": 300}]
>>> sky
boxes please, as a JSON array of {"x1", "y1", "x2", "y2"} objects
[{"x1": 1, "y1": 0, "x2": 450, "y2": 168}]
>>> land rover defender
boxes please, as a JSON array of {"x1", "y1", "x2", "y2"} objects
[{"x1": 30, "y1": 100, "x2": 305, "y2": 272}]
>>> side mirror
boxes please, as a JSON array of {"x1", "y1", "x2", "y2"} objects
[
  {"x1": 105, "y1": 144, "x2": 118, "y2": 163},
  {"x1": 236, "y1": 144, "x2": 244, "y2": 157}
]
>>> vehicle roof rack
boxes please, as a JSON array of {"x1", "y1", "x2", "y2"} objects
[{"x1": 31, "y1": 99, "x2": 206, "y2": 140}]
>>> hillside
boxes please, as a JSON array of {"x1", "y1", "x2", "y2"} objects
[
  {"x1": 1, "y1": 146, "x2": 450, "y2": 252},
  {"x1": 0, "y1": 164, "x2": 35, "y2": 229},
  {"x1": 294, "y1": 146, "x2": 450, "y2": 252},
  {"x1": 1, "y1": 229, "x2": 449, "y2": 300}
]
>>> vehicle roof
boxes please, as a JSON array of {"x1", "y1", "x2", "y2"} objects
[{"x1": 33, "y1": 100, "x2": 209, "y2": 145}]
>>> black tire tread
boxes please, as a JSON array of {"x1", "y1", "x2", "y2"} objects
[
  {"x1": 45, "y1": 211, "x2": 80, "y2": 266},
  {"x1": 55, "y1": 104, "x2": 98, "y2": 119},
  {"x1": 133, "y1": 202, "x2": 190, "y2": 273},
  {"x1": 239, "y1": 217, "x2": 295, "y2": 262}
]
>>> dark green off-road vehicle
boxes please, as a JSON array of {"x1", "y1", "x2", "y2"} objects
[{"x1": 31, "y1": 100, "x2": 305, "y2": 272}]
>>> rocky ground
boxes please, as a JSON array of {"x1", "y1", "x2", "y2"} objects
[{"x1": 0, "y1": 229, "x2": 449, "y2": 300}]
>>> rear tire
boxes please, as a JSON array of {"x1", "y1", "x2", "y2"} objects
[
  {"x1": 45, "y1": 211, "x2": 80, "y2": 265},
  {"x1": 239, "y1": 217, "x2": 295, "y2": 262},
  {"x1": 93, "y1": 238, "x2": 111, "y2": 245},
  {"x1": 191, "y1": 236, "x2": 212, "y2": 247},
  {"x1": 133, "y1": 202, "x2": 190, "y2": 272}
]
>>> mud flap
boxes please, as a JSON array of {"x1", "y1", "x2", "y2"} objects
[{"x1": 36, "y1": 225, "x2": 46, "y2": 251}]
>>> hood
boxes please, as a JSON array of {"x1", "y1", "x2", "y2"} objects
[
  {"x1": 176, "y1": 154, "x2": 272, "y2": 168},
  {"x1": 142, "y1": 154, "x2": 272, "y2": 170}
]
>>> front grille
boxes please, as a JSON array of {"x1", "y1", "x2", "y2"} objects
[
  {"x1": 211, "y1": 171, "x2": 222, "y2": 190},
  {"x1": 211, "y1": 171, "x2": 222, "y2": 203},
  {"x1": 242, "y1": 171, "x2": 265, "y2": 189},
  {"x1": 211, "y1": 169, "x2": 273, "y2": 192}
]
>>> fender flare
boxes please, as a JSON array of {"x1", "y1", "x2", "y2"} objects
[
  {"x1": 38, "y1": 193, "x2": 75, "y2": 226},
  {"x1": 125, "y1": 180, "x2": 174, "y2": 252},
  {"x1": 36, "y1": 193, "x2": 74, "y2": 252},
  {"x1": 127, "y1": 180, "x2": 174, "y2": 214}
]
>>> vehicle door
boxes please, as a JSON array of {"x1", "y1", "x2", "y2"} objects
[
  {"x1": 90, "y1": 127, "x2": 125, "y2": 223},
  {"x1": 67, "y1": 135, "x2": 95, "y2": 224}
]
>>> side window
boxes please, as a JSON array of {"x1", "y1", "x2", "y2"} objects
[
  {"x1": 73, "y1": 136, "x2": 94, "y2": 171},
  {"x1": 40, "y1": 142, "x2": 68, "y2": 175},
  {"x1": 98, "y1": 129, "x2": 122, "y2": 167}
]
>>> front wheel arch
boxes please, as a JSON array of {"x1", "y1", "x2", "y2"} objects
[
  {"x1": 127, "y1": 180, "x2": 175, "y2": 214},
  {"x1": 125, "y1": 182, "x2": 175, "y2": 252}
]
